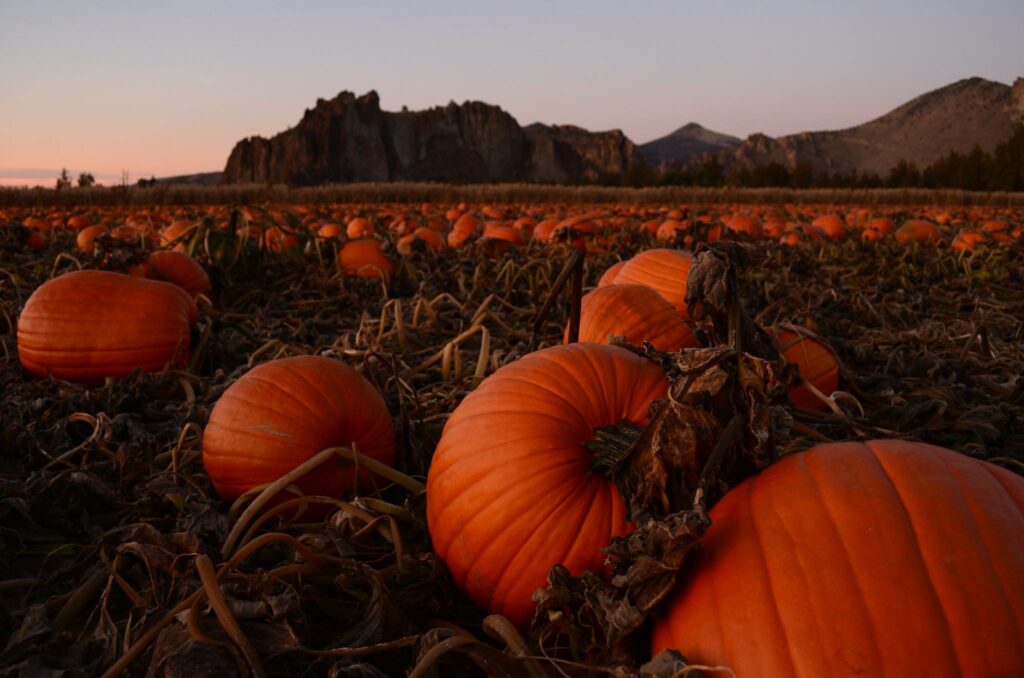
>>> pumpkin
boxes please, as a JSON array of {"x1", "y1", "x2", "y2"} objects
[
  {"x1": 603, "y1": 248, "x2": 694, "y2": 319},
  {"x1": 317, "y1": 223, "x2": 344, "y2": 240},
  {"x1": 725, "y1": 215, "x2": 763, "y2": 239},
  {"x1": 597, "y1": 260, "x2": 626, "y2": 287},
  {"x1": 339, "y1": 239, "x2": 393, "y2": 280},
  {"x1": 346, "y1": 217, "x2": 374, "y2": 238},
  {"x1": 202, "y1": 355, "x2": 396, "y2": 501},
  {"x1": 397, "y1": 227, "x2": 445, "y2": 255},
  {"x1": 261, "y1": 227, "x2": 300, "y2": 251},
  {"x1": 570, "y1": 284, "x2": 699, "y2": 351},
  {"x1": 531, "y1": 219, "x2": 560, "y2": 242},
  {"x1": 653, "y1": 439, "x2": 1024, "y2": 677},
  {"x1": 17, "y1": 270, "x2": 196, "y2": 383},
  {"x1": 130, "y1": 251, "x2": 211, "y2": 298},
  {"x1": 427, "y1": 343, "x2": 668, "y2": 627},
  {"x1": 76, "y1": 225, "x2": 108, "y2": 253},
  {"x1": 160, "y1": 220, "x2": 197, "y2": 249},
  {"x1": 811, "y1": 214, "x2": 846, "y2": 240},
  {"x1": 952, "y1": 230, "x2": 985, "y2": 252},
  {"x1": 895, "y1": 219, "x2": 943, "y2": 244},
  {"x1": 768, "y1": 325, "x2": 839, "y2": 410},
  {"x1": 480, "y1": 222, "x2": 524, "y2": 246}
]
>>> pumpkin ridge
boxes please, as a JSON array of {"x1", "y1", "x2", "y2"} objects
[
  {"x1": 526, "y1": 351, "x2": 610, "y2": 423},
  {"x1": 225, "y1": 375, "x2": 338, "y2": 437},
  {"x1": 429, "y1": 445, "x2": 588, "y2": 529},
  {"x1": 287, "y1": 362, "x2": 377, "y2": 440},
  {"x1": 16, "y1": 339, "x2": 187, "y2": 353},
  {"x1": 487, "y1": 471, "x2": 608, "y2": 611},
  {"x1": 978, "y1": 462, "x2": 1024, "y2": 519},
  {"x1": 243, "y1": 372, "x2": 338, "y2": 433},
  {"x1": 799, "y1": 450, "x2": 885, "y2": 667},
  {"x1": 748, "y1": 477, "x2": 801, "y2": 677},
  {"x1": 864, "y1": 443, "x2": 965, "y2": 676},
  {"x1": 936, "y1": 454, "x2": 1023, "y2": 646},
  {"x1": 456, "y1": 376, "x2": 588, "y2": 426},
  {"x1": 444, "y1": 459, "x2": 599, "y2": 593}
]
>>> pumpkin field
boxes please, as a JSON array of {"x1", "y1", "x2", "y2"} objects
[{"x1": 1, "y1": 191, "x2": 1023, "y2": 676}]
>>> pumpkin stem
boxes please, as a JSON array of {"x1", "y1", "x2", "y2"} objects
[{"x1": 587, "y1": 421, "x2": 644, "y2": 475}]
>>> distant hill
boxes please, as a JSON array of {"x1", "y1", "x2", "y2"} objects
[
  {"x1": 221, "y1": 91, "x2": 643, "y2": 185},
  {"x1": 156, "y1": 172, "x2": 222, "y2": 186},
  {"x1": 710, "y1": 76, "x2": 1024, "y2": 175},
  {"x1": 638, "y1": 123, "x2": 740, "y2": 166}
]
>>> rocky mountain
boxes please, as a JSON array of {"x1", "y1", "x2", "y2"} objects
[
  {"x1": 638, "y1": 123, "x2": 741, "y2": 167},
  {"x1": 710, "y1": 77, "x2": 1024, "y2": 175},
  {"x1": 221, "y1": 91, "x2": 643, "y2": 185}
]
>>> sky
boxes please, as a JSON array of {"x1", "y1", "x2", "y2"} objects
[{"x1": 1, "y1": 0, "x2": 1022, "y2": 186}]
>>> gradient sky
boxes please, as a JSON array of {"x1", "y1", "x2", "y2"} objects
[{"x1": 2, "y1": 0, "x2": 1022, "y2": 185}]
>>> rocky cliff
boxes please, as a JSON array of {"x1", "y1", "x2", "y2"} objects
[
  {"x1": 708, "y1": 77, "x2": 1024, "y2": 176},
  {"x1": 222, "y1": 91, "x2": 644, "y2": 185}
]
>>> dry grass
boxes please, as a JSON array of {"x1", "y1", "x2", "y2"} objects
[{"x1": 4, "y1": 182, "x2": 1024, "y2": 208}]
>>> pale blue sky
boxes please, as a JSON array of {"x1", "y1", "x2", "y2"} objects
[{"x1": 1, "y1": 0, "x2": 1021, "y2": 182}]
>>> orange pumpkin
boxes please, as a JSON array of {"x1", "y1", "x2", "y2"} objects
[
  {"x1": 570, "y1": 284, "x2": 698, "y2": 351},
  {"x1": 811, "y1": 214, "x2": 846, "y2": 240},
  {"x1": 346, "y1": 217, "x2": 374, "y2": 238},
  {"x1": 653, "y1": 439, "x2": 1024, "y2": 677},
  {"x1": 202, "y1": 355, "x2": 396, "y2": 501},
  {"x1": 952, "y1": 230, "x2": 985, "y2": 252},
  {"x1": 130, "y1": 251, "x2": 211, "y2": 298},
  {"x1": 603, "y1": 248, "x2": 694, "y2": 319},
  {"x1": 768, "y1": 325, "x2": 838, "y2": 409},
  {"x1": 76, "y1": 225, "x2": 108, "y2": 253},
  {"x1": 597, "y1": 260, "x2": 626, "y2": 287},
  {"x1": 427, "y1": 343, "x2": 668, "y2": 627},
  {"x1": 339, "y1": 239, "x2": 393, "y2": 280},
  {"x1": 17, "y1": 270, "x2": 196, "y2": 383},
  {"x1": 896, "y1": 219, "x2": 943, "y2": 244}
]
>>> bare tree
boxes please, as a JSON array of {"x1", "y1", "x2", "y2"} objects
[
  {"x1": 77, "y1": 172, "x2": 96, "y2": 188},
  {"x1": 55, "y1": 168, "x2": 72, "y2": 191}
]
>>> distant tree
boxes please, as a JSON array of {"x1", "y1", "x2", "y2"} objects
[
  {"x1": 77, "y1": 172, "x2": 95, "y2": 188},
  {"x1": 137, "y1": 176, "x2": 158, "y2": 188},
  {"x1": 55, "y1": 168, "x2": 72, "y2": 191}
]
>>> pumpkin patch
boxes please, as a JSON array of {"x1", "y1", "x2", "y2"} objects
[{"x1": 3, "y1": 195, "x2": 1022, "y2": 675}]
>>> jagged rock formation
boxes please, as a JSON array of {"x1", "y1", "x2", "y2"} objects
[
  {"x1": 708, "y1": 77, "x2": 1024, "y2": 175},
  {"x1": 638, "y1": 123, "x2": 741, "y2": 167},
  {"x1": 222, "y1": 91, "x2": 643, "y2": 185}
]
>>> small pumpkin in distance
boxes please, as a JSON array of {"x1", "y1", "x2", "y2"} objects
[
  {"x1": 652, "y1": 439, "x2": 1024, "y2": 677},
  {"x1": 202, "y1": 355, "x2": 396, "y2": 502},
  {"x1": 569, "y1": 284, "x2": 699, "y2": 351},
  {"x1": 768, "y1": 324, "x2": 839, "y2": 409},
  {"x1": 129, "y1": 250, "x2": 211, "y2": 298},
  {"x1": 339, "y1": 239, "x2": 394, "y2": 280},
  {"x1": 17, "y1": 270, "x2": 196, "y2": 383},
  {"x1": 427, "y1": 343, "x2": 668, "y2": 628}
]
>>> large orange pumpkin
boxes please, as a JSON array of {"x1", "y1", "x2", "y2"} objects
[
  {"x1": 427, "y1": 343, "x2": 668, "y2": 627},
  {"x1": 602, "y1": 249, "x2": 693, "y2": 319},
  {"x1": 17, "y1": 270, "x2": 196, "y2": 383},
  {"x1": 653, "y1": 439, "x2": 1024, "y2": 677},
  {"x1": 769, "y1": 325, "x2": 839, "y2": 410},
  {"x1": 202, "y1": 355, "x2": 396, "y2": 501},
  {"x1": 570, "y1": 284, "x2": 698, "y2": 351}
]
